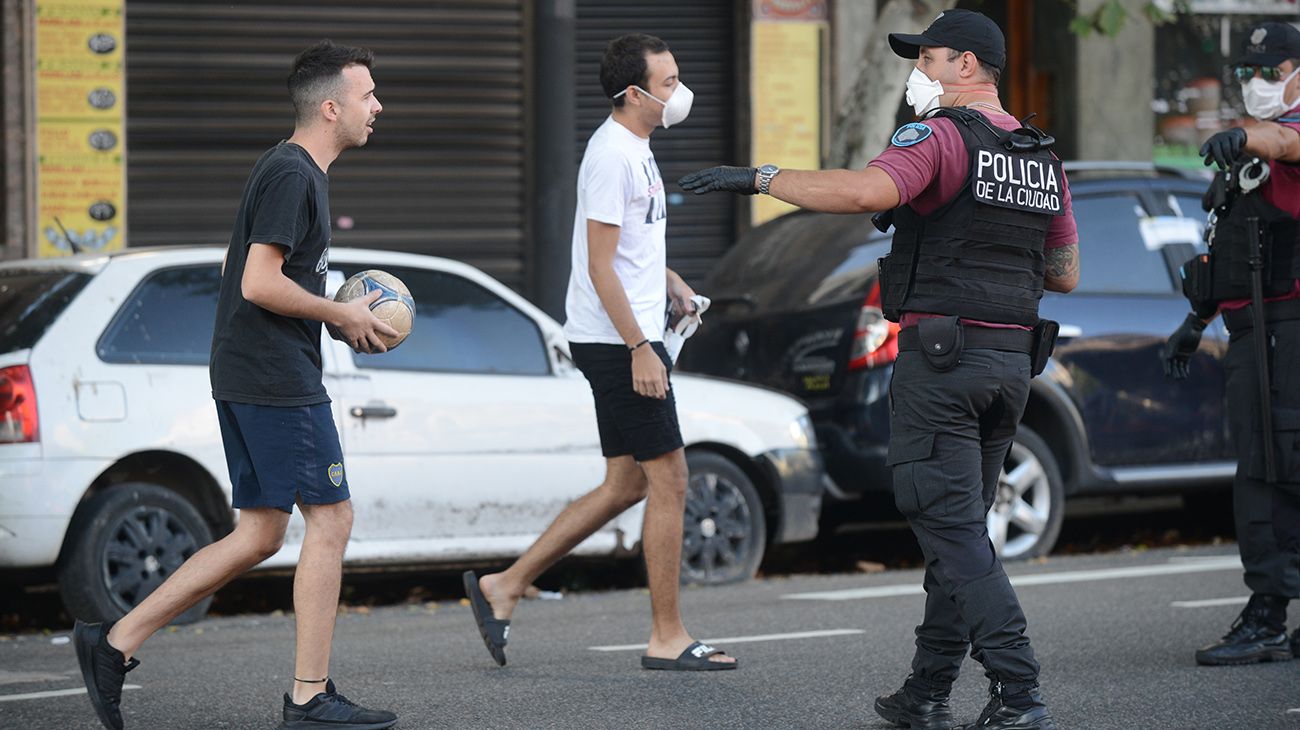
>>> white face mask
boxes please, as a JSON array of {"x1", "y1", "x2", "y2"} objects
[
  {"x1": 1242, "y1": 68, "x2": 1300, "y2": 120},
  {"x1": 614, "y1": 82, "x2": 694, "y2": 128},
  {"x1": 905, "y1": 67, "x2": 944, "y2": 117}
]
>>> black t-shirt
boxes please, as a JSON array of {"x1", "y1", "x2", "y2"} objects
[{"x1": 210, "y1": 142, "x2": 333, "y2": 406}]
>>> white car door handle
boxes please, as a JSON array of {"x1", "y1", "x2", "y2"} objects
[{"x1": 350, "y1": 404, "x2": 397, "y2": 419}]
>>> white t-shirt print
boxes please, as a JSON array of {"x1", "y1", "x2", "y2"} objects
[{"x1": 563, "y1": 116, "x2": 669, "y2": 345}]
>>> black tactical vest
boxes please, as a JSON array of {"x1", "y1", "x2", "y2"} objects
[
  {"x1": 879, "y1": 108, "x2": 1066, "y2": 326},
  {"x1": 1205, "y1": 175, "x2": 1300, "y2": 302}
]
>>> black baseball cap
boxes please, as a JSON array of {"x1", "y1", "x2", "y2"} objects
[
  {"x1": 889, "y1": 9, "x2": 1006, "y2": 71},
  {"x1": 1233, "y1": 22, "x2": 1300, "y2": 67}
]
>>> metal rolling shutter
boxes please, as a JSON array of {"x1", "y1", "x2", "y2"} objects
[
  {"x1": 575, "y1": 0, "x2": 738, "y2": 284},
  {"x1": 125, "y1": 0, "x2": 530, "y2": 290}
]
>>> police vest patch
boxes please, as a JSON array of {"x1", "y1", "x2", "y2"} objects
[
  {"x1": 971, "y1": 147, "x2": 1066, "y2": 216},
  {"x1": 891, "y1": 123, "x2": 932, "y2": 147}
]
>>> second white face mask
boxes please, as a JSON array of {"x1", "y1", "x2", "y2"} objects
[
  {"x1": 905, "y1": 67, "x2": 945, "y2": 117},
  {"x1": 1242, "y1": 68, "x2": 1300, "y2": 120}
]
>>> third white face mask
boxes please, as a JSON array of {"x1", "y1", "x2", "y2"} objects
[
  {"x1": 1242, "y1": 68, "x2": 1300, "y2": 120},
  {"x1": 618, "y1": 83, "x2": 694, "y2": 128},
  {"x1": 905, "y1": 67, "x2": 944, "y2": 117}
]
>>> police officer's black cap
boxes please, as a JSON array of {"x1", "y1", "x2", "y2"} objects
[
  {"x1": 1233, "y1": 22, "x2": 1300, "y2": 67},
  {"x1": 889, "y1": 9, "x2": 1006, "y2": 71}
]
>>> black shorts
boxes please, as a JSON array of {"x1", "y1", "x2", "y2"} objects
[
  {"x1": 215, "y1": 400, "x2": 350, "y2": 513},
  {"x1": 570, "y1": 342, "x2": 684, "y2": 463}
]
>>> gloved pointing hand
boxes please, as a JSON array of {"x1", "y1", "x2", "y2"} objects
[
  {"x1": 1199, "y1": 128, "x2": 1247, "y2": 170},
  {"x1": 678, "y1": 166, "x2": 758, "y2": 195},
  {"x1": 1162, "y1": 313, "x2": 1208, "y2": 380}
]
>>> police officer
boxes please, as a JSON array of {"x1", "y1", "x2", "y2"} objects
[
  {"x1": 1163, "y1": 21, "x2": 1300, "y2": 667},
  {"x1": 680, "y1": 10, "x2": 1077, "y2": 730}
]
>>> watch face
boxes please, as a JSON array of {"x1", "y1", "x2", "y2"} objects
[{"x1": 759, "y1": 164, "x2": 779, "y2": 174}]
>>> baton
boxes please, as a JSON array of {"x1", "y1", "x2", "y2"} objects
[{"x1": 1246, "y1": 215, "x2": 1277, "y2": 484}]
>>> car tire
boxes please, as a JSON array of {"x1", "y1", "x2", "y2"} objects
[
  {"x1": 680, "y1": 451, "x2": 766, "y2": 586},
  {"x1": 59, "y1": 483, "x2": 214, "y2": 625},
  {"x1": 989, "y1": 426, "x2": 1065, "y2": 561}
]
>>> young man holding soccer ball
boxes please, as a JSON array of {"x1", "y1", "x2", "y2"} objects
[{"x1": 74, "y1": 40, "x2": 398, "y2": 730}]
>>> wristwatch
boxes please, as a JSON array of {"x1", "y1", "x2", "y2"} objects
[{"x1": 757, "y1": 164, "x2": 781, "y2": 195}]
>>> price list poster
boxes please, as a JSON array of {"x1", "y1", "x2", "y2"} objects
[
  {"x1": 750, "y1": 0, "x2": 827, "y2": 226},
  {"x1": 34, "y1": 0, "x2": 125, "y2": 257}
]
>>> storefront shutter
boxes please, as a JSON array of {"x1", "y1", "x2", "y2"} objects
[{"x1": 125, "y1": 0, "x2": 531, "y2": 289}]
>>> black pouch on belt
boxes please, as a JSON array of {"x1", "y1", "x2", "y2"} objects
[
  {"x1": 1030, "y1": 319, "x2": 1060, "y2": 378},
  {"x1": 1180, "y1": 254, "x2": 1217, "y2": 319},
  {"x1": 917, "y1": 315, "x2": 963, "y2": 372}
]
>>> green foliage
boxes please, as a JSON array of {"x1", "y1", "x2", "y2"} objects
[{"x1": 1069, "y1": 0, "x2": 1188, "y2": 38}]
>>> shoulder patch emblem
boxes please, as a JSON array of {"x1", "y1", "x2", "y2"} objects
[{"x1": 891, "y1": 123, "x2": 933, "y2": 148}]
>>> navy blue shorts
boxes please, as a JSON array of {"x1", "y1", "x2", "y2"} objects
[{"x1": 215, "y1": 400, "x2": 350, "y2": 513}]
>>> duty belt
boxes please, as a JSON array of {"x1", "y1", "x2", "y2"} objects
[
  {"x1": 898, "y1": 325, "x2": 1034, "y2": 354},
  {"x1": 1222, "y1": 297, "x2": 1300, "y2": 336}
]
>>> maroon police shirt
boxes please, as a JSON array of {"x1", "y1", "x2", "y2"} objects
[{"x1": 868, "y1": 109, "x2": 1079, "y2": 330}]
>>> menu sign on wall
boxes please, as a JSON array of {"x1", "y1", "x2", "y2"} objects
[
  {"x1": 35, "y1": 1, "x2": 125, "y2": 257},
  {"x1": 750, "y1": 0, "x2": 827, "y2": 226}
]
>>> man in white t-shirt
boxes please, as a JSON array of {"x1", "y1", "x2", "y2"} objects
[{"x1": 463, "y1": 33, "x2": 736, "y2": 672}]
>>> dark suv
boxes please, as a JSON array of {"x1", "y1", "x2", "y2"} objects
[{"x1": 679, "y1": 163, "x2": 1231, "y2": 559}]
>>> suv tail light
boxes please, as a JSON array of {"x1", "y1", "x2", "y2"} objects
[
  {"x1": 847, "y1": 281, "x2": 899, "y2": 371},
  {"x1": 0, "y1": 365, "x2": 38, "y2": 443}
]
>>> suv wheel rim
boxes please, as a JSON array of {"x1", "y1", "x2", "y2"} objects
[
  {"x1": 681, "y1": 471, "x2": 753, "y2": 583},
  {"x1": 101, "y1": 506, "x2": 200, "y2": 613},
  {"x1": 989, "y1": 442, "x2": 1051, "y2": 559}
]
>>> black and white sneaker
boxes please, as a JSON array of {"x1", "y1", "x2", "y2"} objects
[
  {"x1": 280, "y1": 679, "x2": 397, "y2": 729},
  {"x1": 73, "y1": 620, "x2": 139, "y2": 730}
]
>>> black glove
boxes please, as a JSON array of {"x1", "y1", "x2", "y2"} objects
[
  {"x1": 1199, "y1": 128, "x2": 1247, "y2": 170},
  {"x1": 678, "y1": 166, "x2": 758, "y2": 195},
  {"x1": 1162, "y1": 313, "x2": 1208, "y2": 380}
]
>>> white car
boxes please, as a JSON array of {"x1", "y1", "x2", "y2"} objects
[{"x1": 0, "y1": 247, "x2": 824, "y2": 624}]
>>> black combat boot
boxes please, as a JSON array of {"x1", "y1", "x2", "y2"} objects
[
  {"x1": 874, "y1": 675, "x2": 957, "y2": 730},
  {"x1": 1195, "y1": 593, "x2": 1291, "y2": 666},
  {"x1": 963, "y1": 680, "x2": 1055, "y2": 730}
]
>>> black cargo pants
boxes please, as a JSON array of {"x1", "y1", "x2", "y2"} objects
[
  {"x1": 1224, "y1": 316, "x2": 1300, "y2": 597},
  {"x1": 887, "y1": 346, "x2": 1039, "y2": 692}
]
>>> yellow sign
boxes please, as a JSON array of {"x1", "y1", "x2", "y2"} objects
[
  {"x1": 35, "y1": 0, "x2": 126, "y2": 257},
  {"x1": 751, "y1": 20, "x2": 824, "y2": 226}
]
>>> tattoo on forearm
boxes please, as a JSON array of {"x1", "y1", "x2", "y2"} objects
[{"x1": 1045, "y1": 245, "x2": 1079, "y2": 280}]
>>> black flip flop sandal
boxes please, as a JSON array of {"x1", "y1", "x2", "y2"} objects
[
  {"x1": 640, "y1": 641, "x2": 737, "y2": 671},
  {"x1": 462, "y1": 570, "x2": 510, "y2": 666}
]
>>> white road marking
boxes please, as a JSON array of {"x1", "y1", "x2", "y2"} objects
[
  {"x1": 782, "y1": 556, "x2": 1243, "y2": 601},
  {"x1": 1166, "y1": 555, "x2": 1239, "y2": 563},
  {"x1": 0, "y1": 670, "x2": 71, "y2": 686},
  {"x1": 588, "y1": 628, "x2": 865, "y2": 652},
  {"x1": 0, "y1": 685, "x2": 141, "y2": 702},
  {"x1": 1171, "y1": 596, "x2": 1250, "y2": 609}
]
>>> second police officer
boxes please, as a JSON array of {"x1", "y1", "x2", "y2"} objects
[
  {"x1": 680, "y1": 10, "x2": 1077, "y2": 730},
  {"x1": 1163, "y1": 21, "x2": 1300, "y2": 667}
]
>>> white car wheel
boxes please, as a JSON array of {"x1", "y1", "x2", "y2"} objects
[
  {"x1": 59, "y1": 483, "x2": 214, "y2": 625},
  {"x1": 680, "y1": 451, "x2": 766, "y2": 585}
]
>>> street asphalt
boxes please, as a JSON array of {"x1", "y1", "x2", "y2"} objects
[{"x1": 1, "y1": 545, "x2": 1296, "y2": 729}]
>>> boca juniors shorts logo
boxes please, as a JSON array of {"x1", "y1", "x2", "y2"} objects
[
  {"x1": 328, "y1": 463, "x2": 344, "y2": 487},
  {"x1": 971, "y1": 147, "x2": 1066, "y2": 216}
]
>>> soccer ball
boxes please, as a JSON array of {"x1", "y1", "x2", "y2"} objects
[{"x1": 327, "y1": 270, "x2": 415, "y2": 350}]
